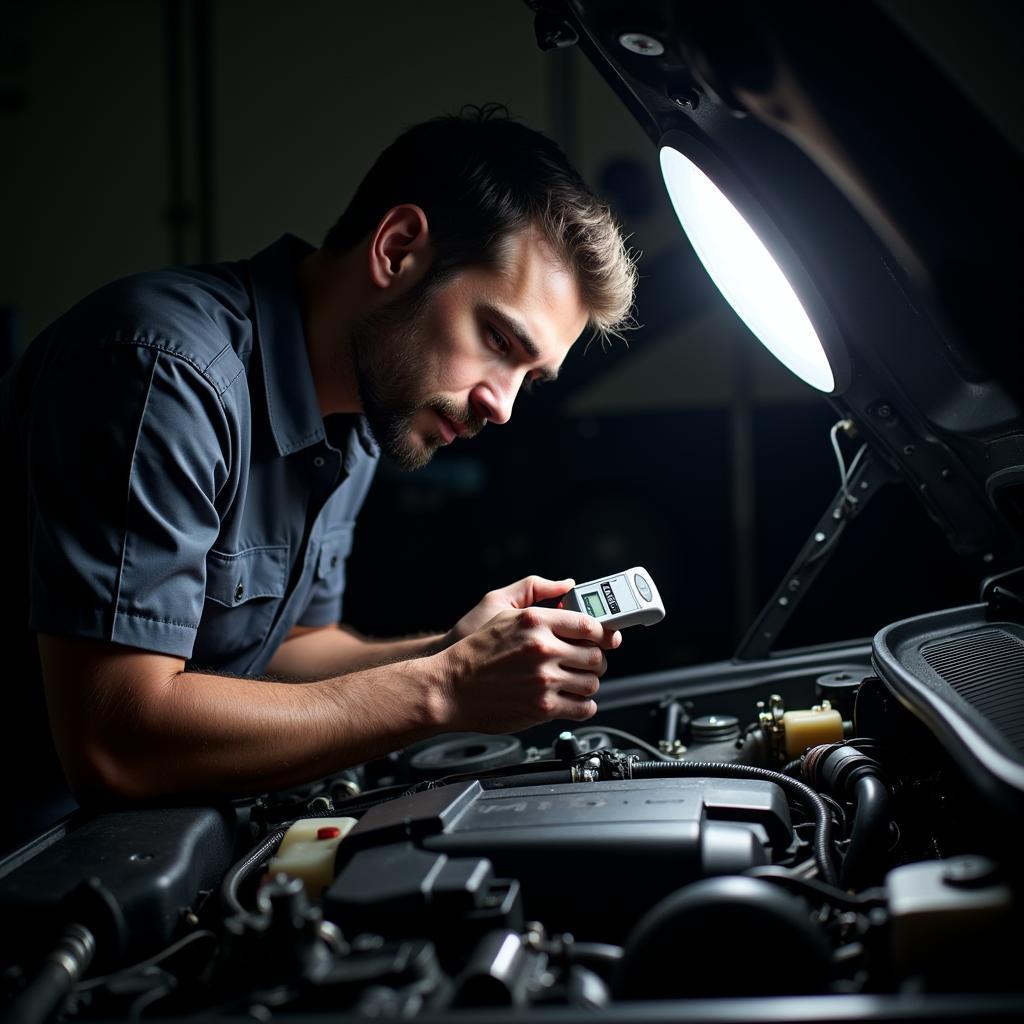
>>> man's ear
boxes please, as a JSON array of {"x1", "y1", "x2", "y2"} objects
[{"x1": 367, "y1": 204, "x2": 432, "y2": 292}]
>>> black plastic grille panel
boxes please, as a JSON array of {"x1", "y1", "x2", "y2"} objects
[{"x1": 921, "y1": 628, "x2": 1024, "y2": 759}]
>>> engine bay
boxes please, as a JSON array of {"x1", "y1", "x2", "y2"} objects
[{"x1": 2, "y1": 600, "x2": 1021, "y2": 1021}]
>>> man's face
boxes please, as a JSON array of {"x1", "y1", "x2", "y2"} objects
[{"x1": 351, "y1": 229, "x2": 589, "y2": 471}]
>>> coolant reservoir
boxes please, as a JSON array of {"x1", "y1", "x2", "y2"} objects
[
  {"x1": 264, "y1": 816, "x2": 357, "y2": 899},
  {"x1": 781, "y1": 705, "x2": 843, "y2": 759}
]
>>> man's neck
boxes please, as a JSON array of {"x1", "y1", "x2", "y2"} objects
[{"x1": 296, "y1": 248, "x2": 365, "y2": 418}]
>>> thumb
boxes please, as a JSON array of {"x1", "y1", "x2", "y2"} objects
[{"x1": 522, "y1": 576, "x2": 575, "y2": 605}]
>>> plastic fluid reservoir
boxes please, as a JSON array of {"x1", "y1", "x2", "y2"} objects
[
  {"x1": 265, "y1": 816, "x2": 357, "y2": 899},
  {"x1": 782, "y1": 705, "x2": 843, "y2": 759}
]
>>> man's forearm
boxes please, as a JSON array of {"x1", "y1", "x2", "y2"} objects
[
  {"x1": 41, "y1": 637, "x2": 451, "y2": 802},
  {"x1": 266, "y1": 623, "x2": 449, "y2": 679}
]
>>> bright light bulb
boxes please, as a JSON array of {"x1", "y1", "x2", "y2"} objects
[{"x1": 660, "y1": 146, "x2": 835, "y2": 392}]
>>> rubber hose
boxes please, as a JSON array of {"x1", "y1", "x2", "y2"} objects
[
  {"x1": 220, "y1": 828, "x2": 286, "y2": 918},
  {"x1": 629, "y1": 760, "x2": 838, "y2": 886},
  {"x1": 0, "y1": 923, "x2": 95, "y2": 1024},
  {"x1": 841, "y1": 774, "x2": 890, "y2": 889}
]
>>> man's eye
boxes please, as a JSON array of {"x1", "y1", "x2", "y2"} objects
[{"x1": 487, "y1": 326, "x2": 511, "y2": 354}]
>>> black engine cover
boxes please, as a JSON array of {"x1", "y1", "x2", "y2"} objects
[{"x1": 336, "y1": 777, "x2": 791, "y2": 937}]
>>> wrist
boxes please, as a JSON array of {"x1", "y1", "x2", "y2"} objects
[{"x1": 422, "y1": 646, "x2": 459, "y2": 730}]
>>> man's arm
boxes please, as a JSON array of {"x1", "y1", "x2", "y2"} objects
[
  {"x1": 267, "y1": 575, "x2": 579, "y2": 679},
  {"x1": 39, "y1": 604, "x2": 619, "y2": 803},
  {"x1": 265, "y1": 623, "x2": 447, "y2": 678}
]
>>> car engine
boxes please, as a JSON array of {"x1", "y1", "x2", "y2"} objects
[{"x1": 1, "y1": 597, "x2": 1021, "y2": 1021}]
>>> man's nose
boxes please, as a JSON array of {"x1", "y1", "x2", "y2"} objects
[{"x1": 470, "y1": 377, "x2": 518, "y2": 426}]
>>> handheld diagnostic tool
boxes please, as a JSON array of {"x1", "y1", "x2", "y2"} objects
[{"x1": 555, "y1": 567, "x2": 665, "y2": 629}]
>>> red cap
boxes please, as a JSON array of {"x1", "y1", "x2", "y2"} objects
[{"x1": 316, "y1": 825, "x2": 341, "y2": 840}]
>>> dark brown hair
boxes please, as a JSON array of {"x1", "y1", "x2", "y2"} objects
[{"x1": 324, "y1": 105, "x2": 636, "y2": 342}]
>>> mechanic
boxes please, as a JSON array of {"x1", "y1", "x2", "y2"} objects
[{"x1": 0, "y1": 108, "x2": 637, "y2": 849}]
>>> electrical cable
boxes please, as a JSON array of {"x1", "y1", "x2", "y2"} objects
[
  {"x1": 830, "y1": 420, "x2": 853, "y2": 508},
  {"x1": 74, "y1": 929, "x2": 215, "y2": 993},
  {"x1": 829, "y1": 420, "x2": 868, "y2": 514},
  {"x1": 574, "y1": 726, "x2": 673, "y2": 761}
]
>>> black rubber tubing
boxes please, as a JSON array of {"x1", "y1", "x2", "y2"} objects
[
  {"x1": 841, "y1": 774, "x2": 890, "y2": 889},
  {"x1": 0, "y1": 923, "x2": 95, "y2": 1024},
  {"x1": 220, "y1": 828, "x2": 287, "y2": 918},
  {"x1": 629, "y1": 760, "x2": 839, "y2": 886}
]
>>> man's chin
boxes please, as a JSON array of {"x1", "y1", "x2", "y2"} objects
[{"x1": 380, "y1": 429, "x2": 441, "y2": 473}]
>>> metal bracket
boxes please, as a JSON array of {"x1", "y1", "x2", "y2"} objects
[{"x1": 734, "y1": 449, "x2": 895, "y2": 661}]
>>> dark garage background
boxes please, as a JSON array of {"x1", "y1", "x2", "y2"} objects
[{"x1": 1, "y1": 0, "x2": 990, "y2": 679}]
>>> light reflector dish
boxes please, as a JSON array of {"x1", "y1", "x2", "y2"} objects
[{"x1": 660, "y1": 145, "x2": 835, "y2": 392}]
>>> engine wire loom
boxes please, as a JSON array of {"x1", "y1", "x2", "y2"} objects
[{"x1": 570, "y1": 748, "x2": 638, "y2": 782}]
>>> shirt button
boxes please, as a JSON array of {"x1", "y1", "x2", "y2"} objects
[
  {"x1": 235, "y1": 582, "x2": 245, "y2": 601},
  {"x1": 313, "y1": 456, "x2": 325, "y2": 468},
  {"x1": 330, "y1": 554, "x2": 339, "y2": 569}
]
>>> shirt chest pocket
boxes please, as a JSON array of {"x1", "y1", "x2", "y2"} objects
[{"x1": 193, "y1": 545, "x2": 289, "y2": 671}]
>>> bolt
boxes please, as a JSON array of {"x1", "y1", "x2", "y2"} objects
[
  {"x1": 778, "y1": 596, "x2": 789, "y2": 606},
  {"x1": 671, "y1": 89, "x2": 701, "y2": 110},
  {"x1": 983, "y1": 552, "x2": 995, "y2": 564},
  {"x1": 618, "y1": 31, "x2": 665, "y2": 56},
  {"x1": 904, "y1": 444, "x2": 916, "y2": 455},
  {"x1": 788, "y1": 578, "x2": 801, "y2": 591},
  {"x1": 941, "y1": 467, "x2": 953, "y2": 480},
  {"x1": 876, "y1": 404, "x2": 892, "y2": 419},
  {"x1": 814, "y1": 531, "x2": 827, "y2": 543},
  {"x1": 860, "y1": 481, "x2": 870, "y2": 490}
]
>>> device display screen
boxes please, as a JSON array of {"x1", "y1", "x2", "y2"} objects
[{"x1": 581, "y1": 591, "x2": 607, "y2": 617}]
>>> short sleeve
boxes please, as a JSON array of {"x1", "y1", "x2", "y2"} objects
[{"x1": 27, "y1": 340, "x2": 231, "y2": 657}]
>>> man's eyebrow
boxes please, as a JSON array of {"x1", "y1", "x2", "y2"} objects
[{"x1": 482, "y1": 304, "x2": 560, "y2": 384}]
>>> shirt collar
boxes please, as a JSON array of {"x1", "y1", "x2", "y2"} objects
[
  {"x1": 248, "y1": 234, "x2": 324, "y2": 456},
  {"x1": 247, "y1": 234, "x2": 377, "y2": 460}
]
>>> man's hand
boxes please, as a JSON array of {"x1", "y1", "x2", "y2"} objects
[
  {"x1": 447, "y1": 575, "x2": 577, "y2": 644},
  {"x1": 431, "y1": 606, "x2": 622, "y2": 734}
]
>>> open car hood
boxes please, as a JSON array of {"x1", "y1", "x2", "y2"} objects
[{"x1": 531, "y1": 0, "x2": 1024, "y2": 564}]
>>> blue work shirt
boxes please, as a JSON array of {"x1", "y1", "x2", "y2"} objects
[{"x1": 0, "y1": 237, "x2": 379, "y2": 842}]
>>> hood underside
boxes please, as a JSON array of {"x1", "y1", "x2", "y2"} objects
[{"x1": 529, "y1": 0, "x2": 1024, "y2": 566}]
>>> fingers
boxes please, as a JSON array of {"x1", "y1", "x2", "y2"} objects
[
  {"x1": 535, "y1": 608, "x2": 622, "y2": 650},
  {"x1": 552, "y1": 693, "x2": 598, "y2": 722},
  {"x1": 557, "y1": 670, "x2": 601, "y2": 698},
  {"x1": 553, "y1": 638, "x2": 608, "y2": 677},
  {"x1": 507, "y1": 574, "x2": 574, "y2": 607}
]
